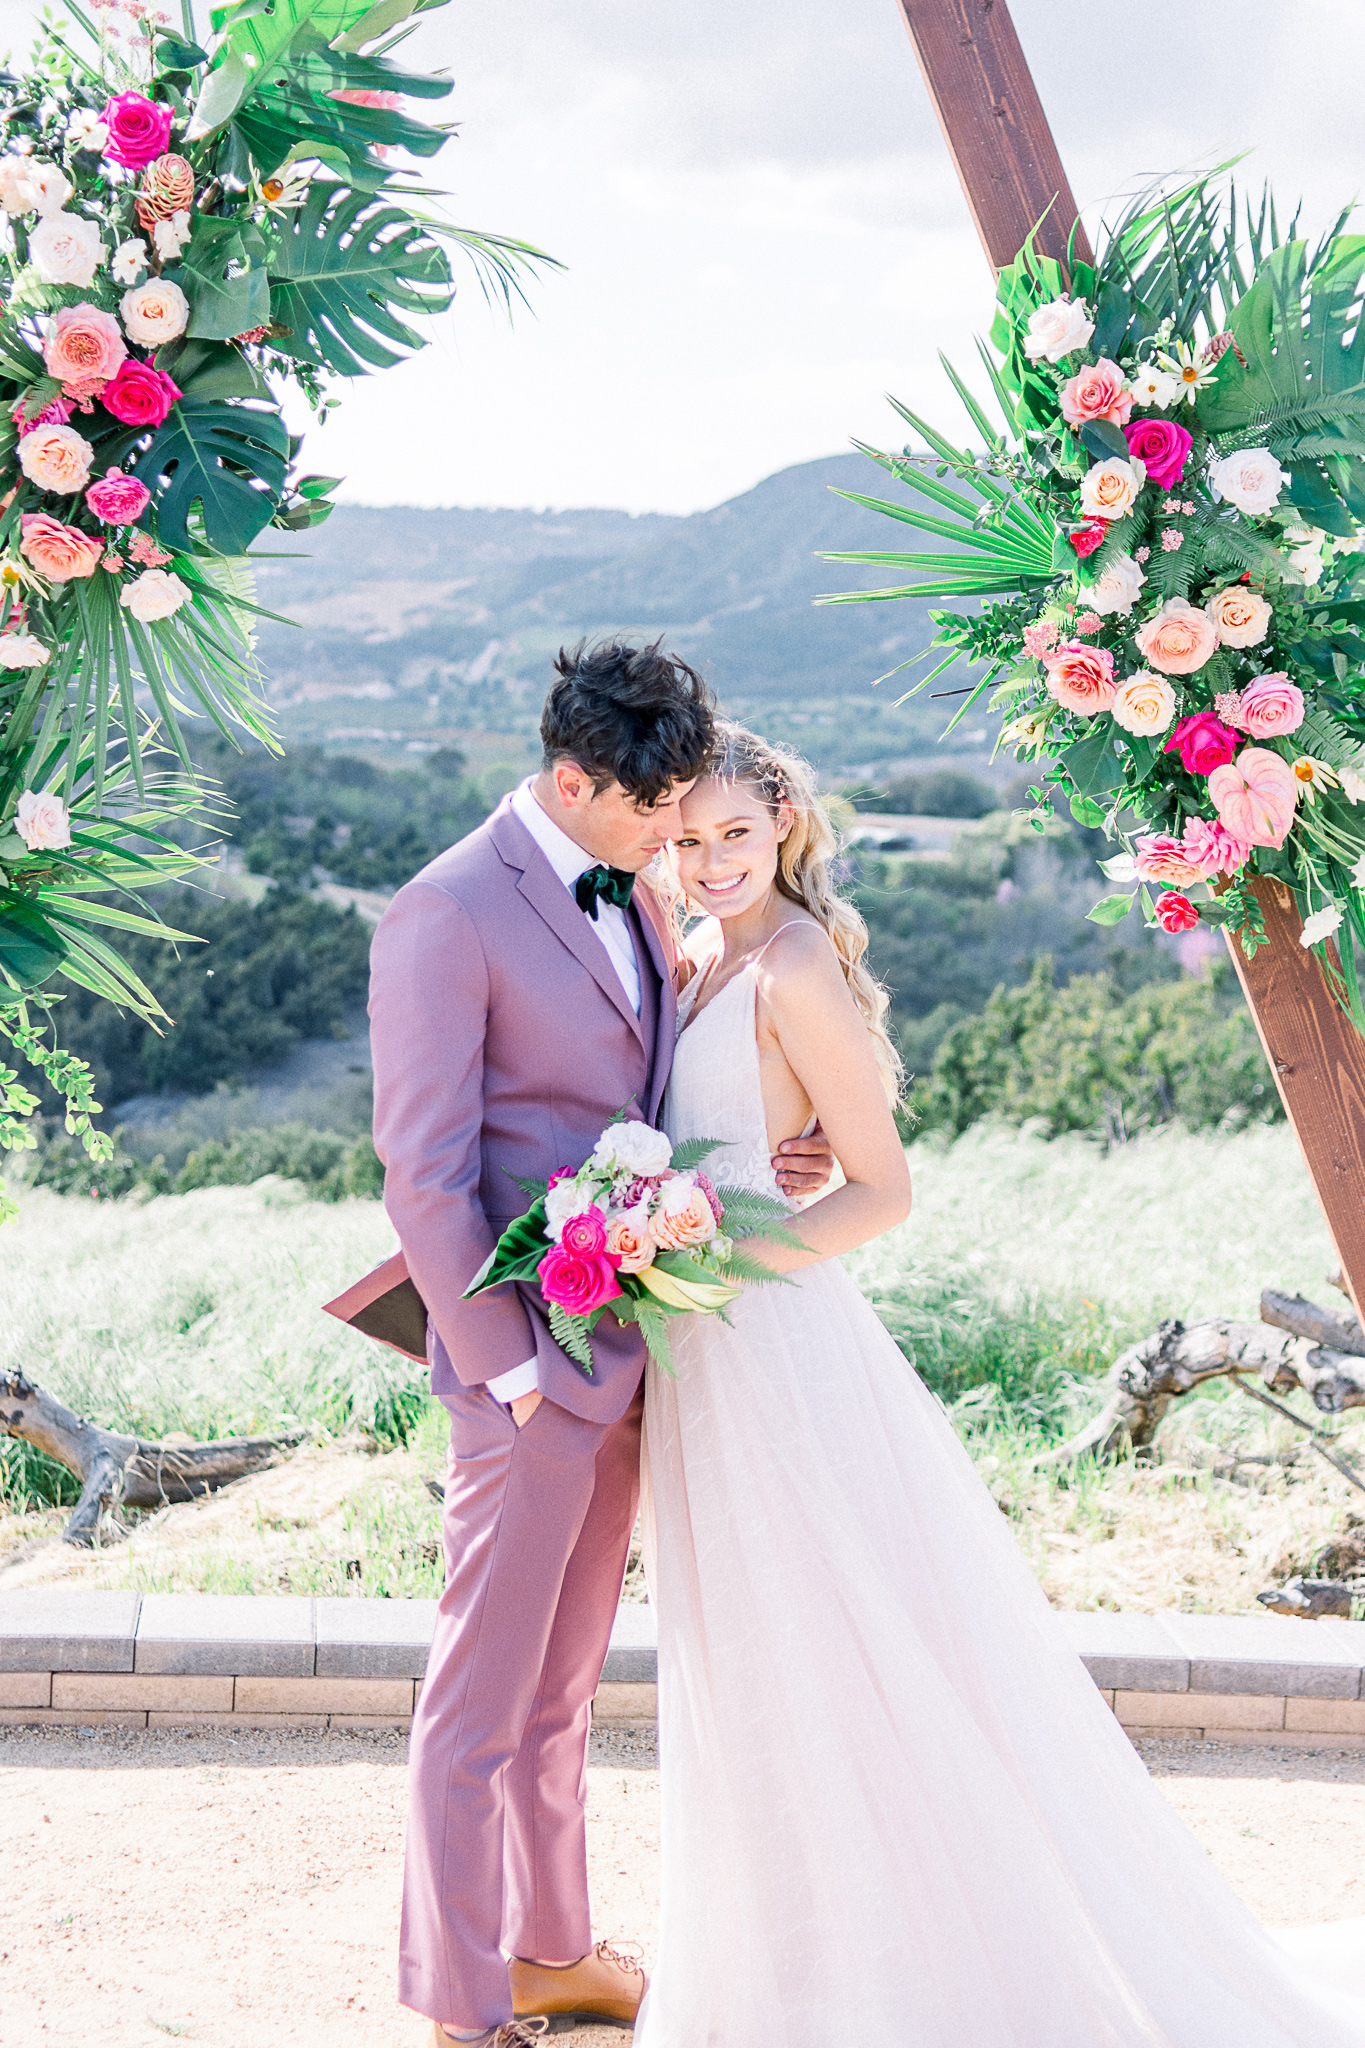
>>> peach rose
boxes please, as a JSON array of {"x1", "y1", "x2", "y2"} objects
[
  {"x1": 1134, "y1": 597, "x2": 1219, "y2": 676},
  {"x1": 1134, "y1": 833, "x2": 1210, "y2": 887},
  {"x1": 1110, "y1": 671, "x2": 1176, "y2": 736},
  {"x1": 1059, "y1": 358, "x2": 1133, "y2": 428},
  {"x1": 1041, "y1": 640, "x2": 1117, "y2": 715},
  {"x1": 18, "y1": 421, "x2": 94, "y2": 494},
  {"x1": 1206, "y1": 747, "x2": 1299, "y2": 849},
  {"x1": 19, "y1": 512, "x2": 103, "y2": 583},
  {"x1": 43, "y1": 303, "x2": 126, "y2": 398},
  {"x1": 650, "y1": 1175, "x2": 720, "y2": 1251},
  {"x1": 1205, "y1": 585, "x2": 1272, "y2": 648},
  {"x1": 1078, "y1": 458, "x2": 1143, "y2": 521},
  {"x1": 605, "y1": 1208, "x2": 656, "y2": 1274},
  {"x1": 120, "y1": 276, "x2": 189, "y2": 347},
  {"x1": 1238, "y1": 671, "x2": 1304, "y2": 740}
]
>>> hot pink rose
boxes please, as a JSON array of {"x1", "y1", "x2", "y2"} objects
[
  {"x1": 101, "y1": 92, "x2": 173, "y2": 170},
  {"x1": 20, "y1": 512, "x2": 103, "y2": 582},
  {"x1": 1135, "y1": 597, "x2": 1219, "y2": 675},
  {"x1": 1135, "y1": 834, "x2": 1209, "y2": 888},
  {"x1": 559, "y1": 1205, "x2": 610, "y2": 1258},
  {"x1": 1041, "y1": 639, "x2": 1117, "y2": 715},
  {"x1": 1238, "y1": 672, "x2": 1305, "y2": 740},
  {"x1": 12, "y1": 393, "x2": 73, "y2": 436},
  {"x1": 1059, "y1": 358, "x2": 1133, "y2": 428},
  {"x1": 1163, "y1": 713, "x2": 1241, "y2": 777},
  {"x1": 99, "y1": 358, "x2": 181, "y2": 428},
  {"x1": 43, "y1": 303, "x2": 126, "y2": 399},
  {"x1": 546, "y1": 1165, "x2": 576, "y2": 1188},
  {"x1": 537, "y1": 1244, "x2": 622, "y2": 1317},
  {"x1": 1154, "y1": 891, "x2": 1199, "y2": 934},
  {"x1": 1068, "y1": 518, "x2": 1107, "y2": 559},
  {"x1": 1207, "y1": 747, "x2": 1299, "y2": 850},
  {"x1": 1122, "y1": 417, "x2": 1193, "y2": 491},
  {"x1": 85, "y1": 467, "x2": 152, "y2": 524},
  {"x1": 1181, "y1": 816, "x2": 1250, "y2": 876}
]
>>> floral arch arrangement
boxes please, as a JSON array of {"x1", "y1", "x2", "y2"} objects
[
  {"x1": 824, "y1": 176, "x2": 1365, "y2": 1030},
  {"x1": 0, "y1": 0, "x2": 544, "y2": 1203}
]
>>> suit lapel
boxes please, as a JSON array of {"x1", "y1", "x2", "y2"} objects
[
  {"x1": 490, "y1": 803, "x2": 646, "y2": 1048},
  {"x1": 634, "y1": 880, "x2": 679, "y2": 1125}
]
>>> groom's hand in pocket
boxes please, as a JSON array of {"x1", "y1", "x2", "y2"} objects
[
  {"x1": 773, "y1": 1120, "x2": 835, "y2": 1198},
  {"x1": 510, "y1": 1391, "x2": 543, "y2": 1429}
]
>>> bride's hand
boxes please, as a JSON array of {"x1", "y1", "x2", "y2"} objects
[{"x1": 772, "y1": 1120, "x2": 835, "y2": 1197}]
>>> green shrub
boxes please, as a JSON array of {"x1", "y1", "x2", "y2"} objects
[{"x1": 29, "y1": 1122, "x2": 383, "y2": 1202}]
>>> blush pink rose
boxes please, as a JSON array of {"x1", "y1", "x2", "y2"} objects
[
  {"x1": 99, "y1": 358, "x2": 181, "y2": 428},
  {"x1": 1135, "y1": 834, "x2": 1210, "y2": 887},
  {"x1": 1122, "y1": 417, "x2": 1193, "y2": 491},
  {"x1": 1181, "y1": 816, "x2": 1251, "y2": 875},
  {"x1": 1207, "y1": 747, "x2": 1299, "y2": 849},
  {"x1": 101, "y1": 92, "x2": 173, "y2": 171},
  {"x1": 43, "y1": 303, "x2": 127, "y2": 399},
  {"x1": 1041, "y1": 639, "x2": 1117, "y2": 715},
  {"x1": 85, "y1": 468, "x2": 152, "y2": 524},
  {"x1": 12, "y1": 392, "x2": 73, "y2": 436},
  {"x1": 537, "y1": 1244, "x2": 622, "y2": 1316},
  {"x1": 559, "y1": 1205, "x2": 610, "y2": 1258},
  {"x1": 1163, "y1": 713, "x2": 1241, "y2": 777},
  {"x1": 20, "y1": 512, "x2": 102, "y2": 582},
  {"x1": 1238, "y1": 671, "x2": 1305, "y2": 740},
  {"x1": 1135, "y1": 597, "x2": 1219, "y2": 675},
  {"x1": 650, "y1": 1175, "x2": 721, "y2": 1250},
  {"x1": 605, "y1": 1209, "x2": 655, "y2": 1274},
  {"x1": 1059, "y1": 358, "x2": 1133, "y2": 428},
  {"x1": 1154, "y1": 890, "x2": 1200, "y2": 934}
]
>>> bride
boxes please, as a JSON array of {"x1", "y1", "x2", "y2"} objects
[{"x1": 636, "y1": 720, "x2": 1365, "y2": 2046}]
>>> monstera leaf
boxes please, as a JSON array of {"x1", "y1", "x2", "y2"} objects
[
  {"x1": 268, "y1": 183, "x2": 453, "y2": 376},
  {"x1": 129, "y1": 397, "x2": 290, "y2": 553},
  {"x1": 192, "y1": 0, "x2": 372, "y2": 136}
]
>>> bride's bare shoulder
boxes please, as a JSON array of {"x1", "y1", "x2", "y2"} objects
[{"x1": 754, "y1": 915, "x2": 842, "y2": 994}]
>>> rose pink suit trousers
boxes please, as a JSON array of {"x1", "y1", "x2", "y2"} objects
[{"x1": 368, "y1": 799, "x2": 676, "y2": 2031}]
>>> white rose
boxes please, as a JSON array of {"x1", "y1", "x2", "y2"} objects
[
  {"x1": 1128, "y1": 363, "x2": 1179, "y2": 410},
  {"x1": 1340, "y1": 768, "x2": 1365, "y2": 806},
  {"x1": 1078, "y1": 458, "x2": 1144, "y2": 521},
  {"x1": 120, "y1": 277, "x2": 190, "y2": 347},
  {"x1": 0, "y1": 155, "x2": 43, "y2": 215},
  {"x1": 18, "y1": 421, "x2": 94, "y2": 494},
  {"x1": 0, "y1": 632, "x2": 50, "y2": 669},
  {"x1": 1022, "y1": 295, "x2": 1095, "y2": 364},
  {"x1": 111, "y1": 236, "x2": 149, "y2": 287},
  {"x1": 66, "y1": 110, "x2": 109, "y2": 154},
  {"x1": 1288, "y1": 542, "x2": 1325, "y2": 585},
  {"x1": 1208, "y1": 448, "x2": 1288, "y2": 516},
  {"x1": 28, "y1": 211, "x2": 103, "y2": 287},
  {"x1": 591, "y1": 1118, "x2": 673, "y2": 1179},
  {"x1": 1300, "y1": 905, "x2": 1344, "y2": 949},
  {"x1": 153, "y1": 209, "x2": 192, "y2": 261},
  {"x1": 15, "y1": 788, "x2": 71, "y2": 850},
  {"x1": 544, "y1": 1177, "x2": 593, "y2": 1243},
  {"x1": 1085, "y1": 552, "x2": 1146, "y2": 616},
  {"x1": 28, "y1": 162, "x2": 73, "y2": 216},
  {"x1": 119, "y1": 568, "x2": 191, "y2": 623}
]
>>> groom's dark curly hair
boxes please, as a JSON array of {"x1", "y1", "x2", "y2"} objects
[{"x1": 541, "y1": 638, "x2": 715, "y2": 807}]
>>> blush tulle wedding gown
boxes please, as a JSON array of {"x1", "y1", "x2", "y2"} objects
[{"x1": 636, "y1": 927, "x2": 1365, "y2": 2046}]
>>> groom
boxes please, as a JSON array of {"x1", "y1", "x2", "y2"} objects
[{"x1": 369, "y1": 640, "x2": 831, "y2": 2044}]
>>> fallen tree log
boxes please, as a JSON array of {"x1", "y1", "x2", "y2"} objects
[{"x1": 1, "y1": 1367, "x2": 302, "y2": 1547}]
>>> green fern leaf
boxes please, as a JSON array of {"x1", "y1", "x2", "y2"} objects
[{"x1": 548, "y1": 1302, "x2": 596, "y2": 1376}]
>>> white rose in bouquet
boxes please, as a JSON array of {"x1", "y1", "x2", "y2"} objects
[
  {"x1": 1022, "y1": 296, "x2": 1094, "y2": 363},
  {"x1": 29, "y1": 211, "x2": 102, "y2": 286},
  {"x1": 1208, "y1": 448, "x2": 1288, "y2": 516},
  {"x1": 28, "y1": 161, "x2": 73, "y2": 215},
  {"x1": 119, "y1": 569, "x2": 190, "y2": 622},
  {"x1": 1085, "y1": 552, "x2": 1147, "y2": 616},
  {"x1": 545, "y1": 1175, "x2": 599, "y2": 1243},
  {"x1": 591, "y1": 1119, "x2": 673, "y2": 1179},
  {"x1": 0, "y1": 155, "x2": 42, "y2": 214},
  {"x1": 0, "y1": 632, "x2": 50, "y2": 668},
  {"x1": 15, "y1": 788, "x2": 71, "y2": 850}
]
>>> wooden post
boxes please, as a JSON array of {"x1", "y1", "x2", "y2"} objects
[{"x1": 895, "y1": 0, "x2": 1365, "y2": 1319}]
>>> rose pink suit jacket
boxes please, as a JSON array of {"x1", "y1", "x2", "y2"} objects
[{"x1": 369, "y1": 793, "x2": 677, "y2": 1423}]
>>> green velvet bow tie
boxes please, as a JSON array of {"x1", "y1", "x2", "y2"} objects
[{"x1": 574, "y1": 863, "x2": 635, "y2": 920}]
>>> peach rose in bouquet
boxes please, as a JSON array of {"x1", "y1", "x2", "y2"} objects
[
  {"x1": 120, "y1": 277, "x2": 189, "y2": 347},
  {"x1": 650, "y1": 1174, "x2": 721, "y2": 1251},
  {"x1": 43, "y1": 303, "x2": 125, "y2": 397},
  {"x1": 1205, "y1": 586, "x2": 1272, "y2": 648},
  {"x1": 19, "y1": 512, "x2": 102, "y2": 582},
  {"x1": 605, "y1": 1208, "x2": 656, "y2": 1273},
  {"x1": 1110, "y1": 671, "x2": 1176, "y2": 736},
  {"x1": 1134, "y1": 597, "x2": 1219, "y2": 675},
  {"x1": 18, "y1": 422, "x2": 93, "y2": 494},
  {"x1": 1060, "y1": 359, "x2": 1133, "y2": 428},
  {"x1": 1041, "y1": 640, "x2": 1117, "y2": 715},
  {"x1": 1079, "y1": 458, "x2": 1143, "y2": 521}
]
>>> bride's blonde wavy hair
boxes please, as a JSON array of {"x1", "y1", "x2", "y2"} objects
[{"x1": 661, "y1": 721, "x2": 903, "y2": 1101}]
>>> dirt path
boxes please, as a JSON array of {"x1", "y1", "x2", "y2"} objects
[{"x1": 2, "y1": 1727, "x2": 1362, "y2": 2046}]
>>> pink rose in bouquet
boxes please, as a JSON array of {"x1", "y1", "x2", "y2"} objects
[
  {"x1": 1122, "y1": 417, "x2": 1193, "y2": 491},
  {"x1": 12, "y1": 393, "x2": 73, "y2": 436},
  {"x1": 1135, "y1": 598, "x2": 1219, "y2": 675},
  {"x1": 1153, "y1": 890, "x2": 1199, "y2": 934},
  {"x1": 1207, "y1": 747, "x2": 1298, "y2": 849},
  {"x1": 1135, "y1": 834, "x2": 1209, "y2": 887},
  {"x1": 101, "y1": 91, "x2": 173, "y2": 170},
  {"x1": 537, "y1": 1243, "x2": 622, "y2": 1317},
  {"x1": 20, "y1": 512, "x2": 102, "y2": 582},
  {"x1": 43, "y1": 303, "x2": 126, "y2": 398},
  {"x1": 1181, "y1": 816, "x2": 1250, "y2": 875},
  {"x1": 1237, "y1": 672, "x2": 1305, "y2": 739},
  {"x1": 605, "y1": 1210, "x2": 655, "y2": 1273},
  {"x1": 650, "y1": 1175, "x2": 721, "y2": 1250},
  {"x1": 100, "y1": 359, "x2": 181, "y2": 428},
  {"x1": 1060, "y1": 359, "x2": 1133, "y2": 428},
  {"x1": 85, "y1": 468, "x2": 152, "y2": 524},
  {"x1": 559, "y1": 1206, "x2": 610, "y2": 1258},
  {"x1": 1163, "y1": 713, "x2": 1240, "y2": 776},
  {"x1": 1041, "y1": 640, "x2": 1117, "y2": 714}
]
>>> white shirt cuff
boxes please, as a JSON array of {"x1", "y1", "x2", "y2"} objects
[{"x1": 485, "y1": 1358, "x2": 540, "y2": 1404}]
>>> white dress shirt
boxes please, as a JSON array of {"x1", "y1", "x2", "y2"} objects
[{"x1": 485, "y1": 780, "x2": 644, "y2": 1404}]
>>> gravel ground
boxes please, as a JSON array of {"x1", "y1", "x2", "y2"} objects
[{"x1": 2, "y1": 1725, "x2": 1362, "y2": 2047}]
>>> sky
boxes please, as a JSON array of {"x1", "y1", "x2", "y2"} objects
[{"x1": 12, "y1": 1, "x2": 1365, "y2": 512}]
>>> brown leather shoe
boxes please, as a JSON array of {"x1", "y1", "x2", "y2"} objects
[
  {"x1": 430, "y1": 2020, "x2": 549, "y2": 2048},
  {"x1": 509, "y1": 1940, "x2": 647, "y2": 2032}
]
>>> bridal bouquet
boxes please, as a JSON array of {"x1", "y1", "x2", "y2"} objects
[
  {"x1": 824, "y1": 173, "x2": 1365, "y2": 1033},
  {"x1": 464, "y1": 1115, "x2": 802, "y2": 1375}
]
